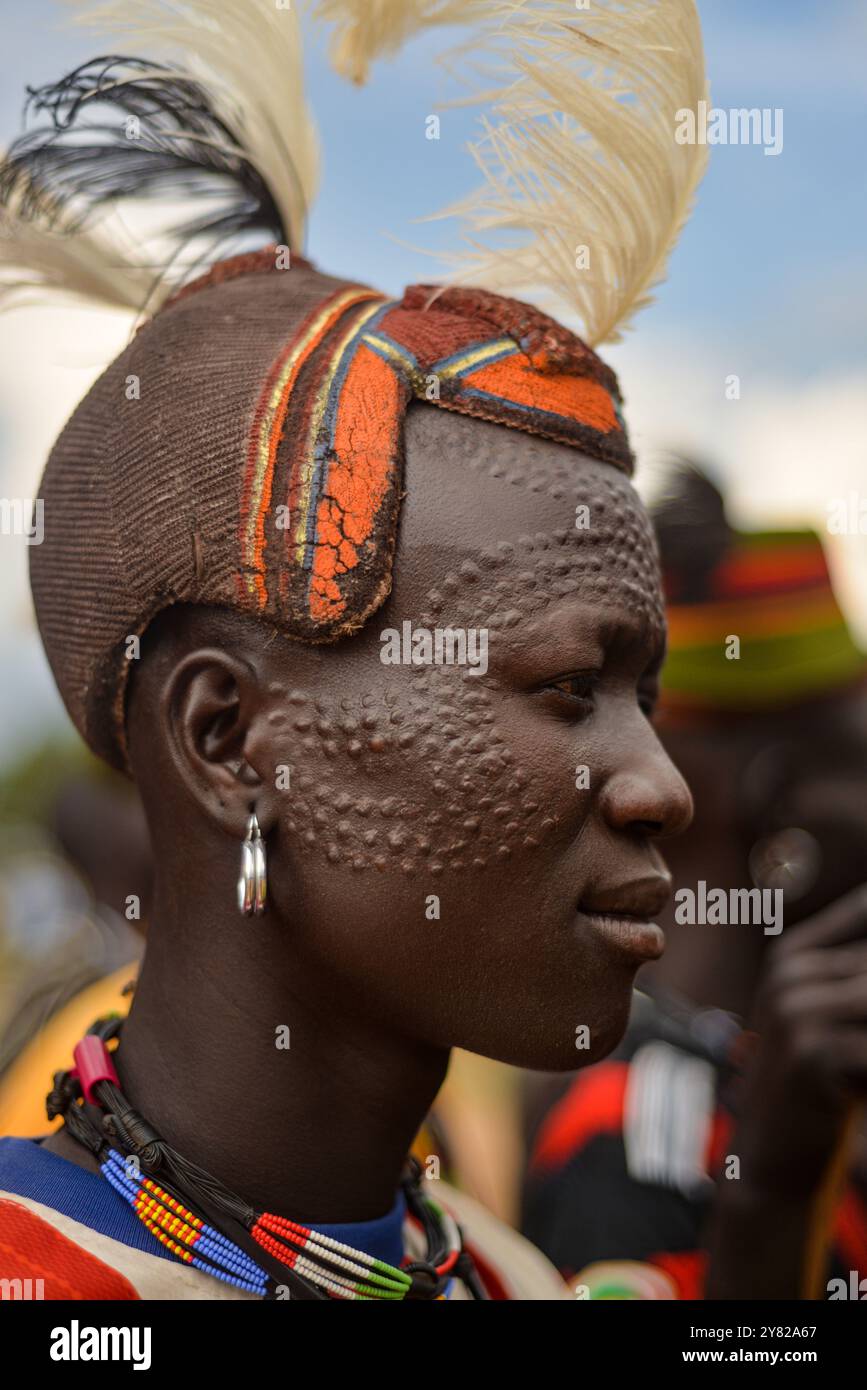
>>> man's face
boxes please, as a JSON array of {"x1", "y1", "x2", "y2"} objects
[{"x1": 255, "y1": 407, "x2": 692, "y2": 1069}]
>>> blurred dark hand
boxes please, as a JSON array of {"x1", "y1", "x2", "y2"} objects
[{"x1": 737, "y1": 883, "x2": 867, "y2": 1198}]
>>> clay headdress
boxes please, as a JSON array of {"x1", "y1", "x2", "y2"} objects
[{"x1": 0, "y1": 0, "x2": 708, "y2": 768}]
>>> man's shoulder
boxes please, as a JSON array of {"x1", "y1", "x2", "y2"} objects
[
  {"x1": 434, "y1": 1180, "x2": 570, "y2": 1300},
  {"x1": 0, "y1": 1137, "x2": 254, "y2": 1301}
]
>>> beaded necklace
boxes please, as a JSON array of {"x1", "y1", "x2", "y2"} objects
[{"x1": 49, "y1": 1016, "x2": 486, "y2": 1301}]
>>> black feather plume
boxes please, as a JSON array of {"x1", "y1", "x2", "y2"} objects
[{"x1": 0, "y1": 55, "x2": 293, "y2": 269}]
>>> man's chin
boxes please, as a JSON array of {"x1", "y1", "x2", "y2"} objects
[{"x1": 474, "y1": 989, "x2": 635, "y2": 1073}]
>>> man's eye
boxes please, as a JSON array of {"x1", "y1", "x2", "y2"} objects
[{"x1": 544, "y1": 673, "x2": 598, "y2": 706}]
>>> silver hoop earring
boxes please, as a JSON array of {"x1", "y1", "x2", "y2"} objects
[{"x1": 237, "y1": 812, "x2": 267, "y2": 916}]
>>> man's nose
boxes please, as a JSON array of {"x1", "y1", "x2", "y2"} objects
[{"x1": 597, "y1": 731, "x2": 693, "y2": 840}]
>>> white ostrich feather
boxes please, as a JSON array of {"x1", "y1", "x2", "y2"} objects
[
  {"x1": 313, "y1": 0, "x2": 709, "y2": 345},
  {"x1": 311, "y1": 0, "x2": 485, "y2": 84}
]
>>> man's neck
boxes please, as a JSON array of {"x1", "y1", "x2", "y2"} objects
[{"x1": 53, "y1": 895, "x2": 448, "y2": 1225}]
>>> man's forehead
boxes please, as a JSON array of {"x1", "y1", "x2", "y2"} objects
[
  {"x1": 392, "y1": 405, "x2": 663, "y2": 636},
  {"x1": 402, "y1": 403, "x2": 642, "y2": 542}
]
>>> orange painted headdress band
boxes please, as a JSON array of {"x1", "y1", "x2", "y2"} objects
[{"x1": 233, "y1": 264, "x2": 632, "y2": 641}]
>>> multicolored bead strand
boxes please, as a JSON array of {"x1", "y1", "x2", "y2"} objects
[
  {"x1": 102, "y1": 1150, "x2": 268, "y2": 1294},
  {"x1": 253, "y1": 1212, "x2": 412, "y2": 1300}
]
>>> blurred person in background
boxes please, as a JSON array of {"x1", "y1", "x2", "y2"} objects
[
  {"x1": 524, "y1": 463, "x2": 867, "y2": 1299},
  {"x1": 0, "y1": 751, "x2": 148, "y2": 1135}
]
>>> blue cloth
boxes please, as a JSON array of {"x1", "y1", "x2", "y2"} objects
[{"x1": 0, "y1": 1136, "x2": 406, "y2": 1269}]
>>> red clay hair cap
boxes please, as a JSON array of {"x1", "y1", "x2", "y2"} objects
[{"x1": 29, "y1": 251, "x2": 632, "y2": 770}]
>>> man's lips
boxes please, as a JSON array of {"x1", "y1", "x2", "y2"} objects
[
  {"x1": 577, "y1": 877, "x2": 672, "y2": 963},
  {"x1": 578, "y1": 875, "x2": 672, "y2": 921}
]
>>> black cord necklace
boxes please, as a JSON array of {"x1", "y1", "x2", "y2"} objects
[{"x1": 48, "y1": 1015, "x2": 487, "y2": 1301}]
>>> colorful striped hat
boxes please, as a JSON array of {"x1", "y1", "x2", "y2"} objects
[{"x1": 660, "y1": 527, "x2": 867, "y2": 715}]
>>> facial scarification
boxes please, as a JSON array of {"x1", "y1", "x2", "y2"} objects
[{"x1": 264, "y1": 408, "x2": 665, "y2": 877}]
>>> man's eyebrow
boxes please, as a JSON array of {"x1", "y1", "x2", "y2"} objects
[{"x1": 597, "y1": 611, "x2": 666, "y2": 669}]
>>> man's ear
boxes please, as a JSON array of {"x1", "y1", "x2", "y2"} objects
[{"x1": 161, "y1": 648, "x2": 278, "y2": 836}]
